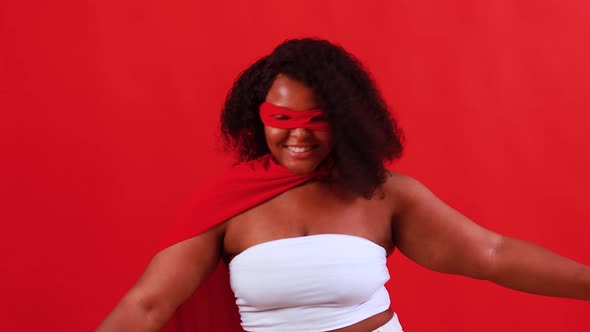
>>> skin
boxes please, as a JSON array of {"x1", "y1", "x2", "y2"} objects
[{"x1": 97, "y1": 75, "x2": 590, "y2": 332}]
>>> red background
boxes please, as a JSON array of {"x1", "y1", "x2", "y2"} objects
[{"x1": 1, "y1": 1, "x2": 589, "y2": 331}]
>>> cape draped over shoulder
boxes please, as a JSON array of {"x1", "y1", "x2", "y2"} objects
[{"x1": 156, "y1": 155, "x2": 391, "y2": 331}]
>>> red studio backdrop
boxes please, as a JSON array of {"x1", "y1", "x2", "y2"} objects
[{"x1": 1, "y1": 1, "x2": 589, "y2": 331}]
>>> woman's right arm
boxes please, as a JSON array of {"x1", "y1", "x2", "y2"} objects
[{"x1": 96, "y1": 224, "x2": 225, "y2": 332}]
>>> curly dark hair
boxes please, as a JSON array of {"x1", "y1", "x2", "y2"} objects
[{"x1": 220, "y1": 38, "x2": 404, "y2": 197}]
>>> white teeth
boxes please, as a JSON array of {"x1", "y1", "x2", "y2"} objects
[{"x1": 287, "y1": 146, "x2": 313, "y2": 153}]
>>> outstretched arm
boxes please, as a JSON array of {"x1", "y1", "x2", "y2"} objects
[
  {"x1": 388, "y1": 172, "x2": 590, "y2": 300},
  {"x1": 96, "y1": 224, "x2": 225, "y2": 332}
]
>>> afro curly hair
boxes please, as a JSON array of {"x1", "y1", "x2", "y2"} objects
[{"x1": 221, "y1": 38, "x2": 404, "y2": 197}]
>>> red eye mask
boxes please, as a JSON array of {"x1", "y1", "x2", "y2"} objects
[{"x1": 259, "y1": 101, "x2": 330, "y2": 132}]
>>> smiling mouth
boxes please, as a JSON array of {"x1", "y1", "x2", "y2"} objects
[{"x1": 285, "y1": 144, "x2": 319, "y2": 153}]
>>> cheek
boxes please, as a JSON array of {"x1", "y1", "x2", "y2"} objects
[{"x1": 264, "y1": 127, "x2": 289, "y2": 146}]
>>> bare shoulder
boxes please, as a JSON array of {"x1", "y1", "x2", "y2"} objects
[
  {"x1": 383, "y1": 170, "x2": 421, "y2": 189},
  {"x1": 383, "y1": 170, "x2": 431, "y2": 207},
  {"x1": 157, "y1": 221, "x2": 226, "y2": 260}
]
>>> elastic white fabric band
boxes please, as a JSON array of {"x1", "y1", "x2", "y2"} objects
[{"x1": 230, "y1": 234, "x2": 392, "y2": 331}]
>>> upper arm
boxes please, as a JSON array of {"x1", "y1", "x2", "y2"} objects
[
  {"x1": 387, "y1": 172, "x2": 503, "y2": 279},
  {"x1": 125, "y1": 223, "x2": 225, "y2": 325}
]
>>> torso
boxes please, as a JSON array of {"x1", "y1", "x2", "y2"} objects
[{"x1": 223, "y1": 177, "x2": 400, "y2": 332}]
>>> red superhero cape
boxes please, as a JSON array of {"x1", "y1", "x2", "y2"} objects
[{"x1": 157, "y1": 155, "x2": 389, "y2": 332}]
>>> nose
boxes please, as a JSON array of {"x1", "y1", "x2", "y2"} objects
[{"x1": 289, "y1": 127, "x2": 312, "y2": 137}]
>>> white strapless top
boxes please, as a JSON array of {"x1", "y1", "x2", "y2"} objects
[{"x1": 229, "y1": 234, "x2": 392, "y2": 332}]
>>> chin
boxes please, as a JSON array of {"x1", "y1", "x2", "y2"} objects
[{"x1": 282, "y1": 160, "x2": 321, "y2": 174}]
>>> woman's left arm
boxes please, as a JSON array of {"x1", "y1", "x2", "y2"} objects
[{"x1": 388, "y1": 172, "x2": 590, "y2": 300}]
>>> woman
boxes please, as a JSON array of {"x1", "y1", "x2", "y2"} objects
[{"x1": 98, "y1": 38, "x2": 590, "y2": 332}]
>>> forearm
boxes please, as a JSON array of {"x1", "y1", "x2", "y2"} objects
[
  {"x1": 488, "y1": 236, "x2": 590, "y2": 300},
  {"x1": 96, "y1": 292, "x2": 170, "y2": 332}
]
